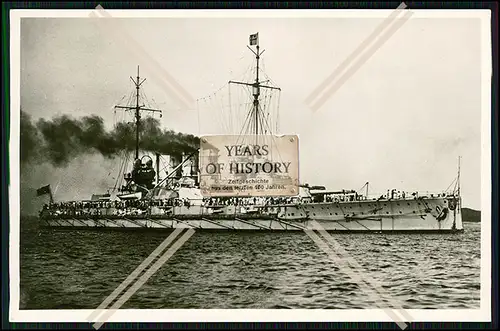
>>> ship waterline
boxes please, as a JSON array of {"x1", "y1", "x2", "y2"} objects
[{"x1": 40, "y1": 195, "x2": 463, "y2": 232}]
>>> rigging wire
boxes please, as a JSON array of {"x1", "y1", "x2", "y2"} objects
[
  {"x1": 216, "y1": 87, "x2": 230, "y2": 133},
  {"x1": 276, "y1": 90, "x2": 281, "y2": 133},
  {"x1": 236, "y1": 102, "x2": 255, "y2": 142},
  {"x1": 195, "y1": 52, "x2": 281, "y2": 138},
  {"x1": 112, "y1": 149, "x2": 126, "y2": 191},
  {"x1": 446, "y1": 177, "x2": 458, "y2": 193},
  {"x1": 195, "y1": 60, "x2": 256, "y2": 135},
  {"x1": 228, "y1": 83, "x2": 232, "y2": 134},
  {"x1": 258, "y1": 104, "x2": 286, "y2": 163},
  {"x1": 120, "y1": 151, "x2": 132, "y2": 190},
  {"x1": 196, "y1": 99, "x2": 201, "y2": 135},
  {"x1": 356, "y1": 182, "x2": 369, "y2": 194}
]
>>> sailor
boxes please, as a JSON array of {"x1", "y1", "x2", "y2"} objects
[
  {"x1": 391, "y1": 189, "x2": 396, "y2": 200},
  {"x1": 131, "y1": 159, "x2": 143, "y2": 186},
  {"x1": 142, "y1": 159, "x2": 156, "y2": 190}
]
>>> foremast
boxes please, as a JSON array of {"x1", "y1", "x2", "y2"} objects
[{"x1": 114, "y1": 65, "x2": 163, "y2": 160}]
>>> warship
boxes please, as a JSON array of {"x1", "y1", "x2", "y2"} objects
[{"x1": 37, "y1": 33, "x2": 464, "y2": 232}]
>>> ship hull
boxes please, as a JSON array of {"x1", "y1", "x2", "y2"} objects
[{"x1": 39, "y1": 196, "x2": 464, "y2": 232}]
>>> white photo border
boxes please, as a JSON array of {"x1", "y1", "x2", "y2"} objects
[{"x1": 8, "y1": 8, "x2": 493, "y2": 324}]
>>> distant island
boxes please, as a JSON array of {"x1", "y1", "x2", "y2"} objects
[{"x1": 462, "y1": 207, "x2": 481, "y2": 222}]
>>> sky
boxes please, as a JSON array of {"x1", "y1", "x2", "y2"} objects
[{"x1": 18, "y1": 12, "x2": 486, "y2": 210}]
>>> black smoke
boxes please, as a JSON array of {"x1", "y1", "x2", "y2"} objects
[
  {"x1": 20, "y1": 110, "x2": 42, "y2": 164},
  {"x1": 20, "y1": 110, "x2": 200, "y2": 167}
]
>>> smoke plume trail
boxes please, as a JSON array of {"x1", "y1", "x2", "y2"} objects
[
  {"x1": 21, "y1": 110, "x2": 200, "y2": 167},
  {"x1": 20, "y1": 110, "x2": 43, "y2": 165}
]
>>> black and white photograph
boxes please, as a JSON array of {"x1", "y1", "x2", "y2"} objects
[{"x1": 9, "y1": 6, "x2": 492, "y2": 326}]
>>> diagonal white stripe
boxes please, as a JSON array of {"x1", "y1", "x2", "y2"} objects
[
  {"x1": 309, "y1": 9, "x2": 414, "y2": 112},
  {"x1": 92, "y1": 228, "x2": 196, "y2": 329},
  {"x1": 305, "y1": 2, "x2": 409, "y2": 106},
  {"x1": 86, "y1": 227, "x2": 185, "y2": 322},
  {"x1": 309, "y1": 220, "x2": 414, "y2": 327},
  {"x1": 313, "y1": 222, "x2": 414, "y2": 321},
  {"x1": 89, "y1": 5, "x2": 195, "y2": 110},
  {"x1": 304, "y1": 229, "x2": 409, "y2": 329}
]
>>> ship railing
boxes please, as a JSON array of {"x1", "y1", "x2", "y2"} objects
[
  {"x1": 42, "y1": 198, "x2": 293, "y2": 218},
  {"x1": 41, "y1": 190, "x2": 461, "y2": 218},
  {"x1": 306, "y1": 189, "x2": 459, "y2": 204},
  {"x1": 363, "y1": 190, "x2": 459, "y2": 201}
]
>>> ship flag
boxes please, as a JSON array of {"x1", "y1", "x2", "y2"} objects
[
  {"x1": 249, "y1": 33, "x2": 259, "y2": 46},
  {"x1": 36, "y1": 184, "x2": 54, "y2": 203},
  {"x1": 36, "y1": 184, "x2": 51, "y2": 196}
]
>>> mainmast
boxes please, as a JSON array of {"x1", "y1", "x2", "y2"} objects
[
  {"x1": 114, "y1": 65, "x2": 162, "y2": 160},
  {"x1": 229, "y1": 33, "x2": 281, "y2": 137},
  {"x1": 254, "y1": 40, "x2": 260, "y2": 135}
]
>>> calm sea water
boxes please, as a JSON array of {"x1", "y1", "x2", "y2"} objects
[{"x1": 19, "y1": 220, "x2": 481, "y2": 309}]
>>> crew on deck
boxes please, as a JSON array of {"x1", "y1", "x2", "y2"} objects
[
  {"x1": 131, "y1": 159, "x2": 142, "y2": 187},
  {"x1": 40, "y1": 186, "x2": 454, "y2": 219},
  {"x1": 130, "y1": 158, "x2": 156, "y2": 193},
  {"x1": 142, "y1": 160, "x2": 156, "y2": 190}
]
